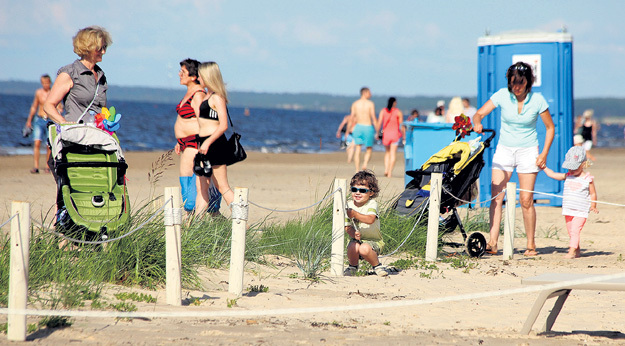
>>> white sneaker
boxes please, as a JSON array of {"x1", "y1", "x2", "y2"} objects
[{"x1": 374, "y1": 265, "x2": 388, "y2": 277}]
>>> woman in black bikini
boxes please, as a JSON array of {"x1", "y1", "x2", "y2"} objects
[{"x1": 196, "y1": 61, "x2": 234, "y2": 210}]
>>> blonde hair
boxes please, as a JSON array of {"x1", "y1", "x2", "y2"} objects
[
  {"x1": 198, "y1": 62, "x2": 229, "y2": 104},
  {"x1": 447, "y1": 96, "x2": 464, "y2": 115},
  {"x1": 73, "y1": 26, "x2": 112, "y2": 59}
]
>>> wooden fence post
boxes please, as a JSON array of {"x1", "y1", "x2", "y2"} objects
[
  {"x1": 503, "y1": 182, "x2": 517, "y2": 260},
  {"x1": 425, "y1": 173, "x2": 442, "y2": 262},
  {"x1": 165, "y1": 187, "x2": 182, "y2": 306},
  {"x1": 8, "y1": 201, "x2": 30, "y2": 341},
  {"x1": 229, "y1": 188, "x2": 249, "y2": 297},
  {"x1": 331, "y1": 179, "x2": 347, "y2": 276}
]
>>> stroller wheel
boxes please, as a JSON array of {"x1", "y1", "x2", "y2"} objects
[{"x1": 465, "y1": 232, "x2": 486, "y2": 258}]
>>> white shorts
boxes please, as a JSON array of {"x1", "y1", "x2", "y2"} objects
[
  {"x1": 583, "y1": 140, "x2": 593, "y2": 151},
  {"x1": 492, "y1": 144, "x2": 539, "y2": 173}
]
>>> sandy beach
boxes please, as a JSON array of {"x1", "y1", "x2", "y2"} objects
[{"x1": 1, "y1": 148, "x2": 625, "y2": 345}]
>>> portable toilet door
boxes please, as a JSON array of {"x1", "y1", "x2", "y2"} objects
[{"x1": 477, "y1": 30, "x2": 573, "y2": 206}]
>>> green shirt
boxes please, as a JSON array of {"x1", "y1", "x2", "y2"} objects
[{"x1": 345, "y1": 199, "x2": 383, "y2": 242}]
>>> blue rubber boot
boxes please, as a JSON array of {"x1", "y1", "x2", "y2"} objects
[
  {"x1": 179, "y1": 175, "x2": 197, "y2": 212},
  {"x1": 207, "y1": 183, "x2": 222, "y2": 214}
]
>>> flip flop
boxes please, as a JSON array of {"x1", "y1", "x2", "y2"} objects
[
  {"x1": 485, "y1": 244, "x2": 498, "y2": 255},
  {"x1": 523, "y1": 249, "x2": 538, "y2": 256},
  {"x1": 30, "y1": 168, "x2": 39, "y2": 174}
]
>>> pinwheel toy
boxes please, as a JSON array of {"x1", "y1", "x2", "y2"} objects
[{"x1": 452, "y1": 113, "x2": 472, "y2": 139}]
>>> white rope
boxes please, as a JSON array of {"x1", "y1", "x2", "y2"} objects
[
  {"x1": 440, "y1": 185, "x2": 506, "y2": 206},
  {"x1": 380, "y1": 200, "x2": 428, "y2": 258},
  {"x1": 517, "y1": 188, "x2": 625, "y2": 207},
  {"x1": 0, "y1": 212, "x2": 18, "y2": 229},
  {"x1": 1, "y1": 272, "x2": 623, "y2": 319},
  {"x1": 249, "y1": 188, "x2": 340, "y2": 213},
  {"x1": 231, "y1": 200, "x2": 249, "y2": 221},
  {"x1": 163, "y1": 207, "x2": 183, "y2": 226},
  {"x1": 37, "y1": 197, "x2": 174, "y2": 245}
]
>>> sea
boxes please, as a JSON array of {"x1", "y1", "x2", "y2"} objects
[
  {"x1": 1, "y1": 92, "x2": 624, "y2": 155},
  {"x1": 0, "y1": 93, "x2": 373, "y2": 155}
]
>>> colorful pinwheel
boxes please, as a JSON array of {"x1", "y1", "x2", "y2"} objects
[
  {"x1": 452, "y1": 113, "x2": 472, "y2": 139},
  {"x1": 94, "y1": 106, "x2": 122, "y2": 134}
]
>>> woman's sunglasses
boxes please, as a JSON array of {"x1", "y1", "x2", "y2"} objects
[
  {"x1": 511, "y1": 64, "x2": 529, "y2": 72},
  {"x1": 350, "y1": 187, "x2": 370, "y2": 193}
]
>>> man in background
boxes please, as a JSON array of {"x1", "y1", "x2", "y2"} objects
[
  {"x1": 462, "y1": 97, "x2": 477, "y2": 120},
  {"x1": 24, "y1": 74, "x2": 61, "y2": 174},
  {"x1": 347, "y1": 87, "x2": 377, "y2": 171}
]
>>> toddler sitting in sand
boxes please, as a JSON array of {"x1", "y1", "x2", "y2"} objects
[
  {"x1": 542, "y1": 146, "x2": 598, "y2": 258},
  {"x1": 343, "y1": 170, "x2": 388, "y2": 276}
]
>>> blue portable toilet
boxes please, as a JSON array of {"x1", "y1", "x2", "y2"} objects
[{"x1": 477, "y1": 30, "x2": 573, "y2": 206}]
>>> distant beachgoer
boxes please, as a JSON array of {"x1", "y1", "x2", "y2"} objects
[
  {"x1": 174, "y1": 58, "x2": 222, "y2": 214},
  {"x1": 473, "y1": 61, "x2": 555, "y2": 257},
  {"x1": 574, "y1": 109, "x2": 598, "y2": 161},
  {"x1": 402, "y1": 109, "x2": 420, "y2": 141},
  {"x1": 343, "y1": 170, "x2": 388, "y2": 277},
  {"x1": 426, "y1": 100, "x2": 445, "y2": 124},
  {"x1": 347, "y1": 87, "x2": 377, "y2": 171},
  {"x1": 541, "y1": 146, "x2": 598, "y2": 259},
  {"x1": 462, "y1": 97, "x2": 477, "y2": 120},
  {"x1": 336, "y1": 114, "x2": 355, "y2": 163},
  {"x1": 407, "y1": 109, "x2": 419, "y2": 122},
  {"x1": 445, "y1": 96, "x2": 464, "y2": 123},
  {"x1": 25, "y1": 74, "x2": 61, "y2": 174},
  {"x1": 377, "y1": 97, "x2": 404, "y2": 177},
  {"x1": 426, "y1": 105, "x2": 445, "y2": 123},
  {"x1": 196, "y1": 61, "x2": 235, "y2": 211}
]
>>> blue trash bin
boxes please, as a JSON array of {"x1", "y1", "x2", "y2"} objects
[{"x1": 403, "y1": 121, "x2": 480, "y2": 187}]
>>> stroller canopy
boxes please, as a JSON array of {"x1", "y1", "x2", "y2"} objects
[
  {"x1": 421, "y1": 141, "x2": 480, "y2": 175},
  {"x1": 52, "y1": 125, "x2": 125, "y2": 162}
]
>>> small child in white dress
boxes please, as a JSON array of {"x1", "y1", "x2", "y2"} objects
[{"x1": 542, "y1": 146, "x2": 598, "y2": 258}]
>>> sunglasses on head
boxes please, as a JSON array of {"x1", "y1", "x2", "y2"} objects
[
  {"x1": 350, "y1": 187, "x2": 370, "y2": 193},
  {"x1": 511, "y1": 64, "x2": 529, "y2": 72}
]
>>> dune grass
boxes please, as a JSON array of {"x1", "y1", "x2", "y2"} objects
[{"x1": 0, "y1": 169, "x2": 495, "y2": 343}]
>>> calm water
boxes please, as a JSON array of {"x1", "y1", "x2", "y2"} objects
[
  {"x1": 0, "y1": 93, "x2": 373, "y2": 155},
  {"x1": 1, "y1": 93, "x2": 623, "y2": 155}
]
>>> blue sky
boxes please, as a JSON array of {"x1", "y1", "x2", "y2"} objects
[{"x1": 1, "y1": 0, "x2": 624, "y2": 98}]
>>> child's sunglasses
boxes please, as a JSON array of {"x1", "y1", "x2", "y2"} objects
[{"x1": 350, "y1": 187, "x2": 370, "y2": 193}]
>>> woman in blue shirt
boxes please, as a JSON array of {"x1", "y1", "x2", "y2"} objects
[{"x1": 473, "y1": 62, "x2": 555, "y2": 257}]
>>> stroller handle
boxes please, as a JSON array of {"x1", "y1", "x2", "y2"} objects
[{"x1": 481, "y1": 129, "x2": 496, "y2": 148}]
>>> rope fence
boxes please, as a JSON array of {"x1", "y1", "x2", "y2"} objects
[
  {"x1": 30, "y1": 197, "x2": 174, "y2": 245},
  {"x1": 0, "y1": 212, "x2": 18, "y2": 229},
  {"x1": 518, "y1": 188, "x2": 625, "y2": 207},
  {"x1": 0, "y1": 271, "x2": 623, "y2": 320},
  {"x1": 248, "y1": 188, "x2": 340, "y2": 213},
  {"x1": 3, "y1": 176, "x2": 625, "y2": 340}
]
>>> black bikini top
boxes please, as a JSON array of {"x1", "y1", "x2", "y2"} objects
[{"x1": 199, "y1": 94, "x2": 219, "y2": 120}]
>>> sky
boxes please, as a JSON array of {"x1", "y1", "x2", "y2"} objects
[{"x1": 1, "y1": 0, "x2": 624, "y2": 98}]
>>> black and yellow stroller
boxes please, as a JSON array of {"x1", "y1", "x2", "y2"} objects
[
  {"x1": 49, "y1": 124, "x2": 130, "y2": 242},
  {"x1": 395, "y1": 129, "x2": 496, "y2": 257}
]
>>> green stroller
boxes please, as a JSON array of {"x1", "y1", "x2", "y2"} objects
[{"x1": 49, "y1": 124, "x2": 130, "y2": 242}]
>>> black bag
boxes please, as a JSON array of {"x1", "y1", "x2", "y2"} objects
[
  {"x1": 227, "y1": 131, "x2": 246, "y2": 165},
  {"x1": 226, "y1": 110, "x2": 247, "y2": 165}
]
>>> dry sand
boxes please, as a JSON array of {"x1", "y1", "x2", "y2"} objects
[{"x1": 1, "y1": 148, "x2": 625, "y2": 345}]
